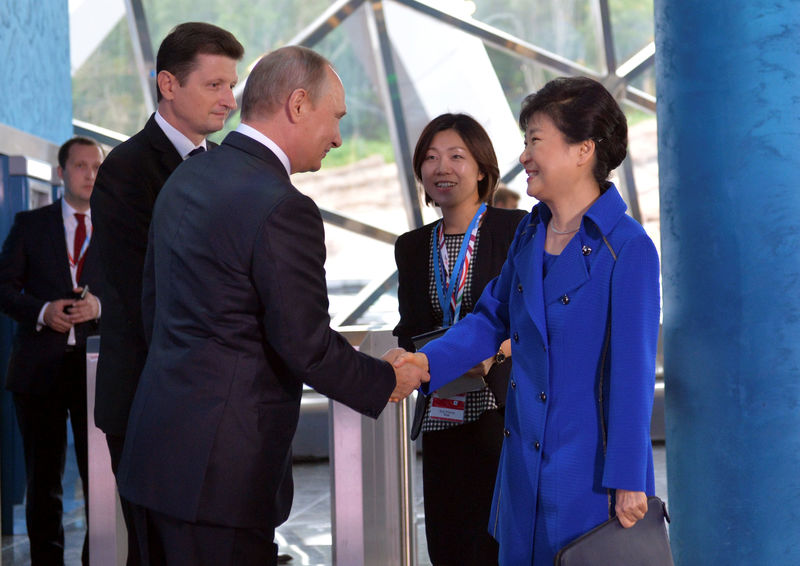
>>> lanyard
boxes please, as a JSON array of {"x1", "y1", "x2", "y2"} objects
[
  {"x1": 432, "y1": 203, "x2": 486, "y2": 327},
  {"x1": 67, "y1": 227, "x2": 92, "y2": 269}
]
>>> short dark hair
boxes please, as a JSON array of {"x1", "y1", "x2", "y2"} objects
[
  {"x1": 156, "y1": 22, "x2": 244, "y2": 102},
  {"x1": 412, "y1": 113, "x2": 499, "y2": 207},
  {"x1": 519, "y1": 76, "x2": 627, "y2": 189},
  {"x1": 493, "y1": 185, "x2": 520, "y2": 207},
  {"x1": 241, "y1": 46, "x2": 331, "y2": 121},
  {"x1": 58, "y1": 137, "x2": 102, "y2": 169}
]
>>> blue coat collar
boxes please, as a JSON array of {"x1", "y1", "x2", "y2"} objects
[
  {"x1": 514, "y1": 184, "x2": 629, "y2": 345},
  {"x1": 534, "y1": 183, "x2": 628, "y2": 238}
]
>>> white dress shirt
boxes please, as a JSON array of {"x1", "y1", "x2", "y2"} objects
[
  {"x1": 155, "y1": 110, "x2": 207, "y2": 159},
  {"x1": 235, "y1": 123, "x2": 292, "y2": 177},
  {"x1": 37, "y1": 199, "x2": 101, "y2": 344}
]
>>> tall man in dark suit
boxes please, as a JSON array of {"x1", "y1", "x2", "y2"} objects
[
  {"x1": 89, "y1": 22, "x2": 243, "y2": 565},
  {"x1": 117, "y1": 46, "x2": 428, "y2": 566},
  {"x1": 0, "y1": 136, "x2": 104, "y2": 566}
]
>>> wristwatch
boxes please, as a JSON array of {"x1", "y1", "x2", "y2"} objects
[{"x1": 494, "y1": 349, "x2": 507, "y2": 364}]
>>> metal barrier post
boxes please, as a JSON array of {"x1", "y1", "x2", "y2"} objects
[
  {"x1": 330, "y1": 329, "x2": 417, "y2": 566},
  {"x1": 86, "y1": 336, "x2": 126, "y2": 566}
]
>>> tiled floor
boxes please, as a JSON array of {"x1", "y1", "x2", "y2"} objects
[{"x1": 2, "y1": 445, "x2": 668, "y2": 566}]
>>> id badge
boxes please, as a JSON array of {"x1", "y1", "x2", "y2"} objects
[{"x1": 429, "y1": 392, "x2": 467, "y2": 423}]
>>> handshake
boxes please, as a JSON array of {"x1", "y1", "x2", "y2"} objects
[{"x1": 381, "y1": 349, "x2": 430, "y2": 402}]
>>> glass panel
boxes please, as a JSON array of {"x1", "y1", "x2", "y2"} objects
[
  {"x1": 609, "y1": 0, "x2": 655, "y2": 65},
  {"x1": 624, "y1": 105, "x2": 659, "y2": 251},
  {"x1": 483, "y1": 45, "x2": 559, "y2": 211},
  {"x1": 142, "y1": 0, "x2": 333, "y2": 62},
  {"x1": 313, "y1": 18, "x2": 395, "y2": 169},
  {"x1": 471, "y1": 0, "x2": 604, "y2": 71},
  {"x1": 72, "y1": 1, "x2": 337, "y2": 136},
  {"x1": 484, "y1": 44, "x2": 560, "y2": 124},
  {"x1": 629, "y1": 65, "x2": 656, "y2": 97},
  {"x1": 286, "y1": 12, "x2": 405, "y2": 328},
  {"x1": 72, "y1": 19, "x2": 147, "y2": 136}
]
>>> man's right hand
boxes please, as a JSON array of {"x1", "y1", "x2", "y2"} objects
[
  {"x1": 381, "y1": 350, "x2": 429, "y2": 402},
  {"x1": 43, "y1": 299, "x2": 75, "y2": 333}
]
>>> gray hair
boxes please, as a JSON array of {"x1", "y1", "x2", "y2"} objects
[{"x1": 241, "y1": 46, "x2": 332, "y2": 121}]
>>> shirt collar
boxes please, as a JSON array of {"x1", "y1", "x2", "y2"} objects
[
  {"x1": 235, "y1": 123, "x2": 292, "y2": 177},
  {"x1": 61, "y1": 198, "x2": 91, "y2": 222},
  {"x1": 155, "y1": 110, "x2": 207, "y2": 159}
]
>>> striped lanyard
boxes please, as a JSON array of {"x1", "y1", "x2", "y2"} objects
[
  {"x1": 67, "y1": 219, "x2": 91, "y2": 274},
  {"x1": 432, "y1": 203, "x2": 487, "y2": 327}
]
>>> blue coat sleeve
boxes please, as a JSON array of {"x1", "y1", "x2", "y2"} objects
[
  {"x1": 420, "y1": 214, "x2": 532, "y2": 392},
  {"x1": 602, "y1": 232, "x2": 661, "y2": 491}
]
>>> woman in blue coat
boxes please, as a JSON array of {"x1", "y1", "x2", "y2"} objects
[{"x1": 399, "y1": 77, "x2": 661, "y2": 564}]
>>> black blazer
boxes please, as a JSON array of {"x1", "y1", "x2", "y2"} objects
[
  {"x1": 393, "y1": 206, "x2": 526, "y2": 401},
  {"x1": 0, "y1": 199, "x2": 103, "y2": 394},
  {"x1": 91, "y1": 114, "x2": 216, "y2": 435},
  {"x1": 118, "y1": 131, "x2": 396, "y2": 529}
]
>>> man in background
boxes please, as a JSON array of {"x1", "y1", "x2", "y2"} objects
[
  {"x1": 492, "y1": 184, "x2": 521, "y2": 209},
  {"x1": 90, "y1": 22, "x2": 244, "y2": 565},
  {"x1": 0, "y1": 137, "x2": 104, "y2": 566},
  {"x1": 118, "y1": 46, "x2": 427, "y2": 566}
]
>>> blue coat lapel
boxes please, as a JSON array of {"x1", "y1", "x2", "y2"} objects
[
  {"x1": 543, "y1": 235, "x2": 590, "y2": 305},
  {"x1": 514, "y1": 219, "x2": 548, "y2": 349}
]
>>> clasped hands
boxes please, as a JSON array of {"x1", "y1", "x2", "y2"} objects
[
  {"x1": 43, "y1": 286, "x2": 100, "y2": 333},
  {"x1": 381, "y1": 349, "x2": 430, "y2": 402}
]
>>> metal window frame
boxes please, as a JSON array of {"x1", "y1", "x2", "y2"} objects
[{"x1": 79, "y1": 0, "x2": 657, "y2": 328}]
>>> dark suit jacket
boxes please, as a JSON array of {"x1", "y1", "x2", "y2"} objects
[
  {"x1": 0, "y1": 199, "x2": 103, "y2": 394},
  {"x1": 91, "y1": 114, "x2": 216, "y2": 435},
  {"x1": 393, "y1": 206, "x2": 526, "y2": 402},
  {"x1": 118, "y1": 131, "x2": 396, "y2": 529}
]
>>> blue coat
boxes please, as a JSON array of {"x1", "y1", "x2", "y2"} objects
[{"x1": 421, "y1": 185, "x2": 660, "y2": 565}]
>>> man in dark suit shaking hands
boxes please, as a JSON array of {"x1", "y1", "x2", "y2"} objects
[
  {"x1": 117, "y1": 46, "x2": 428, "y2": 566},
  {"x1": 90, "y1": 22, "x2": 243, "y2": 565},
  {"x1": 0, "y1": 136, "x2": 104, "y2": 566}
]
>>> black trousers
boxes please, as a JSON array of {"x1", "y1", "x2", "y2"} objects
[
  {"x1": 106, "y1": 433, "x2": 142, "y2": 566},
  {"x1": 131, "y1": 504, "x2": 278, "y2": 566},
  {"x1": 422, "y1": 408, "x2": 504, "y2": 566},
  {"x1": 13, "y1": 349, "x2": 89, "y2": 566}
]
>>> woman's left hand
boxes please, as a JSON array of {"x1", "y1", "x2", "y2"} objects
[{"x1": 615, "y1": 489, "x2": 648, "y2": 528}]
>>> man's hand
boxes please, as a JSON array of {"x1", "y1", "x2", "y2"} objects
[
  {"x1": 66, "y1": 287, "x2": 100, "y2": 324},
  {"x1": 381, "y1": 348, "x2": 406, "y2": 365},
  {"x1": 381, "y1": 350, "x2": 429, "y2": 402},
  {"x1": 615, "y1": 489, "x2": 648, "y2": 528},
  {"x1": 43, "y1": 300, "x2": 74, "y2": 333},
  {"x1": 394, "y1": 351, "x2": 428, "y2": 372}
]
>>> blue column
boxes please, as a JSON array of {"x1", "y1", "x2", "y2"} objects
[
  {"x1": 0, "y1": 0, "x2": 73, "y2": 144},
  {"x1": 656, "y1": 1, "x2": 800, "y2": 564}
]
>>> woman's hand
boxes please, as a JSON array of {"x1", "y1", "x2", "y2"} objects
[
  {"x1": 461, "y1": 356, "x2": 494, "y2": 380},
  {"x1": 615, "y1": 489, "x2": 648, "y2": 528}
]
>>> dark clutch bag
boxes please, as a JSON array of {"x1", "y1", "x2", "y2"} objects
[
  {"x1": 408, "y1": 328, "x2": 485, "y2": 439},
  {"x1": 554, "y1": 496, "x2": 674, "y2": 566}
]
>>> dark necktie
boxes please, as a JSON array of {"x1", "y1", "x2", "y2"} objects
[
  {"x1": 74, "y1": 213, "x2": 86, "y2": 283},
  {"x1": 187, "y1": 146, "x2": 206, "y2": 157}
]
